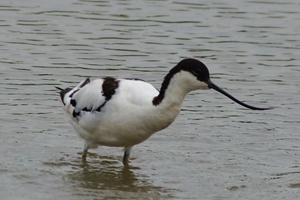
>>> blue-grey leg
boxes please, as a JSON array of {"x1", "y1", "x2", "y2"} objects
[
  {"x1": 82, "y1": 142, "x2": 90, "y2": 159},
  {"x1": 123, "y1": 146, "x2": 132, "y2": 165}
]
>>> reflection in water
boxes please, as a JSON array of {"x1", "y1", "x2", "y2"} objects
[{"x1": 45, "y1": 154, "x2": 173, "y2": 199}]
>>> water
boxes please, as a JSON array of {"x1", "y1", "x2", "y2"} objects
[{"x1": 1, "y1": 0, "x2": 299, "y2": 199}]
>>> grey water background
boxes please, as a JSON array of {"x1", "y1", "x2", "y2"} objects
[{"x1": 0, "y1": 0, "x2": 299, "y2": 199}]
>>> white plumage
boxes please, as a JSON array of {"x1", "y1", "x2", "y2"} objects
[{"x1": 56, "y1": 58, "x2": 272, "y2": 165}]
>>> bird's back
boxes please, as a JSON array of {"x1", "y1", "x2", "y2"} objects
[{"x1": 58, "y1": 78, "x2": 160, "y2": 147}]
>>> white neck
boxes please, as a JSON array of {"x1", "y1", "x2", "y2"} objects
[
  {"x1": 159, "y1": 72, "x2": 192, "y2": 108},
  {"x1": 156, "y1": 71, "x2": 208, "y2": 108},
  {"x1": 148, "y1": 71, "x2": 208, "y2": 132}
]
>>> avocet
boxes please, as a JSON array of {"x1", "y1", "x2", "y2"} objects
[{"x1": 56, "y1": 58, "x2": 272, "y2": 165}]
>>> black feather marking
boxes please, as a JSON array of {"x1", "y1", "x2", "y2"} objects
[
  {"x1": 69, "y1": 89, "x2": 79, "y2": 98},
  {"x1": 56, "y1": 87, "x2": 72, "y2": 105},
  {"x1": 72, "y1": 110, "x2": 79, "y2": 118},
  {"x1": 72, "y1": 101, "x2": 107, "y2": 120},
  {"x1": 70, "y1": 99, "x2": 77, "y2": 107},
  {"x1": 95, "y1": 101, "x2": 107, "y2": 112},
  {"x1": 70, "y1": 78, "x2": 118, "y2": 121},
  {"x1": 82, "y1": 107, "x2": 90, "y2": 112},
  {"x1": 55, "y1": 86, "x2": 63, "y2": 91},
  {"x1": 102, "y1": 77, "x2": 119, "y2": 101},
  {"x1": 69, "y1": 89, "x2": 80, "y2": 107},
  {"x1": 79, "y1": 78, "x2": 91, "y2": 88}
]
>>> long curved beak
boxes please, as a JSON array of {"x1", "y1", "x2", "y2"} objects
[{"x1": 205, "y1": 79, "x2": 273, "y2": 110}]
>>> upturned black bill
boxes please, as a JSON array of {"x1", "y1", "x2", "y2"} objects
[{"x1": 206, "y1": 79, "x2": 273, "y2": 110}]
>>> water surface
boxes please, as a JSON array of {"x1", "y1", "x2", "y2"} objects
[{"x1": 1, "y1": 0, "x2": 300, "y2": 199}]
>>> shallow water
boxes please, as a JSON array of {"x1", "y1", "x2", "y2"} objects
[{"x1": 1, "y1": 0, "x2": 300, "y2": 199}]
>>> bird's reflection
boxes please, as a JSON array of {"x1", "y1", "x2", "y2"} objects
[
  {"x1": 46, "y1": 153, "x2": 172, "y2": 199},
  {"x1": 73, "y1": 155, "x2": 139, "y2": 190}
]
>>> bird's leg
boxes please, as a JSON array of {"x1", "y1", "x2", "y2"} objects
[
  {"x1": 82, "y1": 149, "x2": 88, "y2": 159},
  {"x1": 123, "y1": 146, "x2": 132, "y2": 165},
  {"x1": 82, "y1": 142, "x2": 90, "y2": 159}
]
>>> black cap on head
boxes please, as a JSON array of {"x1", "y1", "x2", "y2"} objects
[{"x1": 176, "y1": 58, "x2": 210, "y2": 82}]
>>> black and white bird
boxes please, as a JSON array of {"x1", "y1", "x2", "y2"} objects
[{"x1": 56, "y1": 58, "x2": 272, "y2": 165}]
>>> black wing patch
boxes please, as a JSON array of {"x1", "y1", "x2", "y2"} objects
[
  {"x1": 72, "y1": 77, "x2": 120, "y2": 119},
  {"x1": 102, "y1": 77, "x2": 120, "y2": 100}
]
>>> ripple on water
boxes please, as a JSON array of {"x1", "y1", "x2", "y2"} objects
[{"x1": 0, "y1": 0, "x2": 300, "y2": 199}]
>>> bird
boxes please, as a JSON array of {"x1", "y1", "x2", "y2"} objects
[{"x1": 55, "y1": 58, "x2": 272, "y2": 165}]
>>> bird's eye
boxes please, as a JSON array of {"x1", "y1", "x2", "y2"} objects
[{"x1": 191, "y1": 69, "x2": 201, "y2": 76}]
